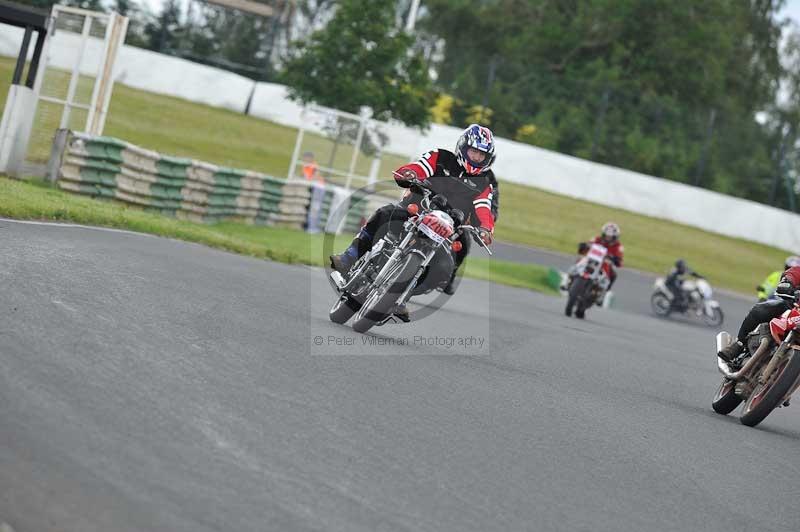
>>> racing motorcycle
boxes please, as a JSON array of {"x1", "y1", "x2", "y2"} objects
[
  {"x1": 564, "y1": 242, "x2": 612, "y2": 319},
  {"x1": 328, "y1": 180, "x2": 492, "y2": 334},
  {"x1": 651, "y1": 277, "x2": 723, "y2": 327},
  {"x1": 713, "y1": 292, "x2": 800, "y2": 426}
]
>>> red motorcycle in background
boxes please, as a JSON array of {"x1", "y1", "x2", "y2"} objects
[
  {"x1": 564, "y1": 242, "x2": 614, "y2": 319},
  {"x1": 713, "y1": 296, "x2": 800, "y2": 426}
]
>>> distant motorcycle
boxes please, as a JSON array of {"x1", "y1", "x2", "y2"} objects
[
  {"x1": 564, "y1": 242, "x2": 612, "y2": 319},
  {"x1": 651, "y1": 277, "x2": 723, "y2": 327},
  {"x1": 328, "y1": 179, "x2": 492, "y2": 334},
  {"x1": 713, "y1": 293, "x2": 800, "y2": 426}
]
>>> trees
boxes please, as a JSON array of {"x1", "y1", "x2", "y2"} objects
[
  {"x1": 178, "y1": 4, "x2": 278, "y2": 80},
  {"x1": 14, "y1": 0, "x2": 102, "y2": 11},
  {"x1": 422, "y1": 0, "x2": 796, "y2": 207},
  {"x1": 143, "y1": 0, "x2": 183, "y2": 54},
  {"x1": 280, "y1": 0, "x2": 433, "y2": 127}
]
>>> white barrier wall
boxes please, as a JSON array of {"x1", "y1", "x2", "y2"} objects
[
  {"x1": 2, "y1": 24, "x2": 798, "y2": 251},
  {"x1": 247, "y1": 81, "x2": 304, "y2": 125}
]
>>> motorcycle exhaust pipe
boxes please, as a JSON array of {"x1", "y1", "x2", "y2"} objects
[
  {"x1": 717, "y1": 335, "x2": 771, "y2": 381},
  {"x1": 330, "y1": 271, "x2": 346, "y2": 290},
  {"x1": 715, "y1": 332, "x2": 732, "y2": 354}
]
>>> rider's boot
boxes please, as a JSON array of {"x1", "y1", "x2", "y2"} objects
[
  {"x1": 674, "y1": 293, "x2": 689, "y2": 312},
  {"x1": 718, "y1": 339, "x2": 744, "y2": 363},
  {"x1": 561, "y1": 265, "x2": 578, "y2": 291},
  {"x1": 330, "y1": 246, "x2": 358, "y2": 275},
  {"x1": 330, "y1": 230, "x2": 372, "y2": 275}
]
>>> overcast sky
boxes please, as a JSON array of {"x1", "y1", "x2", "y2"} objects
[{"x1": 786, "y1": 0, "x2": 800, "y2": 27}]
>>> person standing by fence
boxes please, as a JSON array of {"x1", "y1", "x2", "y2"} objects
[{"x1": 302, "y1": 151, "x2": 326, "y2": 233}]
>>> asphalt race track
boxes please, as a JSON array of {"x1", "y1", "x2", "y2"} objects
[{"x1": 2, "y1": 219, "x2": 799, "y2": 532}]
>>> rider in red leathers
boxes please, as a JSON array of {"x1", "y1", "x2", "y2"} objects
[
  {"x1": 329, "y1": 124, "x2": 498, "y2": 320},
  {"x1": 586, "y1": 222, "x2": 624, "y2": 288},
  {"x1": 565, "y1": 222, "x2": 624, "y2": 291}
]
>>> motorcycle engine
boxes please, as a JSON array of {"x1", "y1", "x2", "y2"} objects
[
  {"x1": 735, "y1": 380, "x2": 754, "y2": 398},
  {"x1": 746, "y1": 322, "x2": 771, "y2": 354}
]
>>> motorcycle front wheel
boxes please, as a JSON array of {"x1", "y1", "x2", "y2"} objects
[
  {"x1": 352, "y1": 253, "x2": 423, "y2": 334},
  {"x1": 566, "y1": 277, "x2": 590, "y2": 318},
  {"x1": 702, "y1": 307, "x2": 724, "y2": 327},
  {"x1": 740, "y1": 349, "x2": 800, "y2": 427},
  {"x1": 329, "y1": 295, "x2": 360, "y2": 324},
  {"x1": 650, "y1": 292, "x2": 672, "y2": 317},
  {"x1": 711, "y1": 378, "x2": 742, "y2": 415}
]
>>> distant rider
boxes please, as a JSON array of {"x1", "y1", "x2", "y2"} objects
[
  {"x1": 719, "y1": 265, "x2": 800, "y2": 362},
  {"x1": 757, "y1": 256, "x2": 800, "y2": 302},
  {"x1": 665, "y1": 259, "x2": 703, "y2": 311},
  {"x1": 565, "y1": 222, "x2": 624, "y2": 291},
  {"x1": 329, "y1": 124, "x2": 498, "y2": 319}
]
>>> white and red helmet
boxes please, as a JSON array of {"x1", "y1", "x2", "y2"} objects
[{"x1": 601, "y1": 222, "x2": 621, "y2": 243}]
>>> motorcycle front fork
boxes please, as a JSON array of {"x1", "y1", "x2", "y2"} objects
[{"x1": 393, "y1": 249, "x2": 436, "y2": 307}]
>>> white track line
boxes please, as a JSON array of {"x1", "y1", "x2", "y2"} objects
[{"x1": 0, "y1": 217, "x2": 158, "y2": 238}]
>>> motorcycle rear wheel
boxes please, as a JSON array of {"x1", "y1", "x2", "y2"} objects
[
  {"x1": 711, "y1": 378, "x2": 742, "y2": 415},
  {"x1": 575, "y1": 279, "x2": 594, "y2": 319},
  {"x1": 352, "y1": 253, "x2": 423, "y2": 334},
  {"x1": 650, "y1": 292, "x2": 672, "y2": 317},
  {"x1": 740, "y1": 349, "x2": 800, "y2": 427}
]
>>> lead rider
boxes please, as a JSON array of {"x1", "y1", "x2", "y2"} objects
[{"x1": 330, "y1": 124, "x2": 498, "y2": 319}]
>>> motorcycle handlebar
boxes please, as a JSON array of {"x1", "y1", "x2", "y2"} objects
[
  {"x1": 458, "y1": 225, "x2": 493, "y2": 255},
  {"x1": 392, "y1": 173, "x2": 491, "y2": 255},
  {"x1": 392, "y1": 172, "x2": 432, "y2": 190},
  {"x1": 399, "y1": 177, "x2": 460, "y2": 218}
]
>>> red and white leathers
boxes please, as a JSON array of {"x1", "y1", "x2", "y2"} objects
[
  {"x1": 395, "y1": 148, "x2": 495, "y2": 237},
  {"x1": 590, "y1": 236, "x2": 624, "y2": 267},
  {"x1": 331, "y1": 147, "x2": 497, "y2": 289},
  {"x1": 566, "y1": 236, "x2": 624, "y2": 289}
]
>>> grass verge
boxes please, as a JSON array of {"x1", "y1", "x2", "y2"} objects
[
  {"x1": 0, "y1": 177, "x2": 556, "y2": 294},
  {"x1": 465, "y1": 258, "x2": 558, "y2": 294}
]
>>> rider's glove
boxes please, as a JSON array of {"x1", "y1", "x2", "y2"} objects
[
  {"x1": 395, "y1": 169, "x2": 418, "y2": 188},
  {"x1": 577, "y1": 242, "x2": 589, "y2": 254},
  {"x1": 609, "y1": 255, "x2": 621, "y2": 267},
  {"x1": 478, "y1": 228, "x2": 493, "y2": 246},
  {"x1": 776, "y1": 281, "x2": 795, "y2": 299}
]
